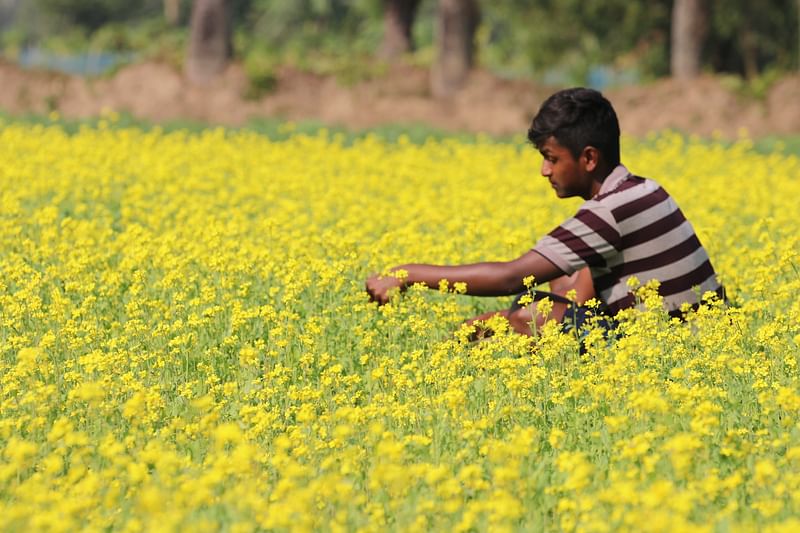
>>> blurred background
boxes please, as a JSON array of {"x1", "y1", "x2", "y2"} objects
[{"x1": 0, "y1": 0, "x2": 798, "y2": 138}]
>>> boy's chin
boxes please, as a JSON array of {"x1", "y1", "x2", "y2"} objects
[{"x1": 555, "y1": 188, "x2": 582, "y2": 199}]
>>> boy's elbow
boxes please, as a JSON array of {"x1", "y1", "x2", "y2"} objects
[{"x1": 470, "y1": 262, "x2": 525, "y2": 296}]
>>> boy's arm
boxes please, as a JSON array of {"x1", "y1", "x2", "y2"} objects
[{"x1": 365, "y1": 250, "x2": 565, "y2": 304}]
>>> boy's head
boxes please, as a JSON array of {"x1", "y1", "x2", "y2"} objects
[{"x1": 528, "y1": 88, "x2": 620, "y2": 168}]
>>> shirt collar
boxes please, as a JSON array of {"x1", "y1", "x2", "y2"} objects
[{"x1": 595, "y1": 164, "x2": 631, "y2": 197}]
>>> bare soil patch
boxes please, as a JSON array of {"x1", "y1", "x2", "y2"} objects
[{"x1": 1, "y1": 59, "x2": 798, "y2": 138}]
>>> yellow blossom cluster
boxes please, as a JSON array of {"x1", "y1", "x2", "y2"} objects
[{"x1": 0, "y1": 119, "x2": 799, "y2": 532}]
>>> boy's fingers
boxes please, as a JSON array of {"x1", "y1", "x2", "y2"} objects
[
  {"x1": 365, "y1": 281, "x2": 378, "y2": 302},
  {"x1": 365, "y1": 274, "x2": 385, "y2": 304},
  {"x1": 365, "y1": 274, "x2": 402, "y2": 306}
]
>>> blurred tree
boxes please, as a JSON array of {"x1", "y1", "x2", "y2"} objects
[
  {"x1": 670, "y1": 0, "x2": 707, "y2": 79},
  {"x1": 185, "y1": 0, "x2": 231, "y2": 84},
  {"x1": 431, "y1": 0, "x2": 479, "y2": 97},
  {"x1": 479, "y1": 0, "x2": 672, "y2": 84},
  {"x1": 164, "y1": 0, "x2": 181, "y2": 25},
  {"x1": 241, "y1": 1, "x2": 381, "y2": 61},
  {"x1": 706, "y1": 0, "x2": 798, "y2": 78},
  {"x1": 5, "y1": 0, "x2": 797, "y2": 85},
  {"x1": 0, "y1": 0, "x2": 21, "y2": 31},
  {"x1": 34, "y1": 0, "x2": 153, "y2": 31},
  {"x1": 379, "y1": 0, "x2": 420, "y2": 59}
]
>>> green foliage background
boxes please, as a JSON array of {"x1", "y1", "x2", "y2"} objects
[{"x1": 0, "y1": 0, "x2": 798, "y2": 85}]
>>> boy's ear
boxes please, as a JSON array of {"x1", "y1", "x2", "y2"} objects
[{"x1": 581, "y1": 146, "x2": 600, "y2": 172}]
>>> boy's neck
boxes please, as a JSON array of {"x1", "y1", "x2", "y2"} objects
[
  {"x1": 587, "y1": 162, "x2": 623, "y2": 199},
  {"x1": 593, "y1": 161, "x2": 618, "y2": 182}
]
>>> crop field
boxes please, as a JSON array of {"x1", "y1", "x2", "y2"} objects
[{"x1": 1, "y1": 119, "x2": 799, "y2": 532}]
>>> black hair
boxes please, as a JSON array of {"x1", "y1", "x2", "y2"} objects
[{"x1": 528, "y1": 88, "x2": 620, "y2": 167}]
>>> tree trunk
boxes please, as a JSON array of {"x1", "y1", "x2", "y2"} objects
[
  {"x1": 670, "y1": 0, "x2": 707, "y2": 79},
  {"x1": 0, "y1": 0, "x2": 21, "y2": 30},
  {"x1": 430, "y1": 0, "x2": 480, "y2": 98},
  {"x1": 379, "y1": 0, "x2": 421, "y2": 60},
  {"x1": 164, "y1": 0, "x2": 181, "y2": 26},
  {"x1": 185, "y1": 0, "x2": 232, "y2": 85},
  {"x1": 739, "y1": 29, "x2": 759, "y2": 79}
]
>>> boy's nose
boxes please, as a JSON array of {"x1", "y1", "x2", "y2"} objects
[{"x1": 541, "y1": 160, "x2": 552, "y2": 176}]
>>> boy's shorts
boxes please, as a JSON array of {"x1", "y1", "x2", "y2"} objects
[{"x1": 510, "y1": 291, "x2": 616, "y2": 346}]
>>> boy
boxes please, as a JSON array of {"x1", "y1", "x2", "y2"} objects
[{"x1": 365, "y1": 88, "x2": 723, "y2": 337}]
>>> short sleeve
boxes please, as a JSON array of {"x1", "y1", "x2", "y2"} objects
[{"x1": 533, "y1": 203, "x2": 621, "y2": 275}]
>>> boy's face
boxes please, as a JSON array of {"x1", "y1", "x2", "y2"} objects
[{"x1": 538, "y1": 136, "x2": 597, "y2": 200}]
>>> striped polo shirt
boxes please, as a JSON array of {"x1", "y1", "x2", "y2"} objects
[{"x1": 533, "y1": 165, "x2": 722, "y2": 316}]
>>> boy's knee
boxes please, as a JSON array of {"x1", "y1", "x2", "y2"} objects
[{"x1": 507, "y1": 307, "x2": 533, "y2": 336}]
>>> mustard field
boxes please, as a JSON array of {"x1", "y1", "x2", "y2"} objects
[{"x1": 1, "y1": 120, "x2": 799, "y2": 532}]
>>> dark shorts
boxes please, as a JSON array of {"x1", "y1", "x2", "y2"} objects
[{"x1": 510, "y1": 291, "x2": 617, "y2": 348}]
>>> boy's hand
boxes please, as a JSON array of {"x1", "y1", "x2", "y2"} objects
[{"x1": 365, "y1": 274, "x2": 404, "y2": 305}]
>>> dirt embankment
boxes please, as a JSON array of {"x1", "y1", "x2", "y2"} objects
[{"x1": 1, "y1": 59, "x2": 798, "y2": 138}]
